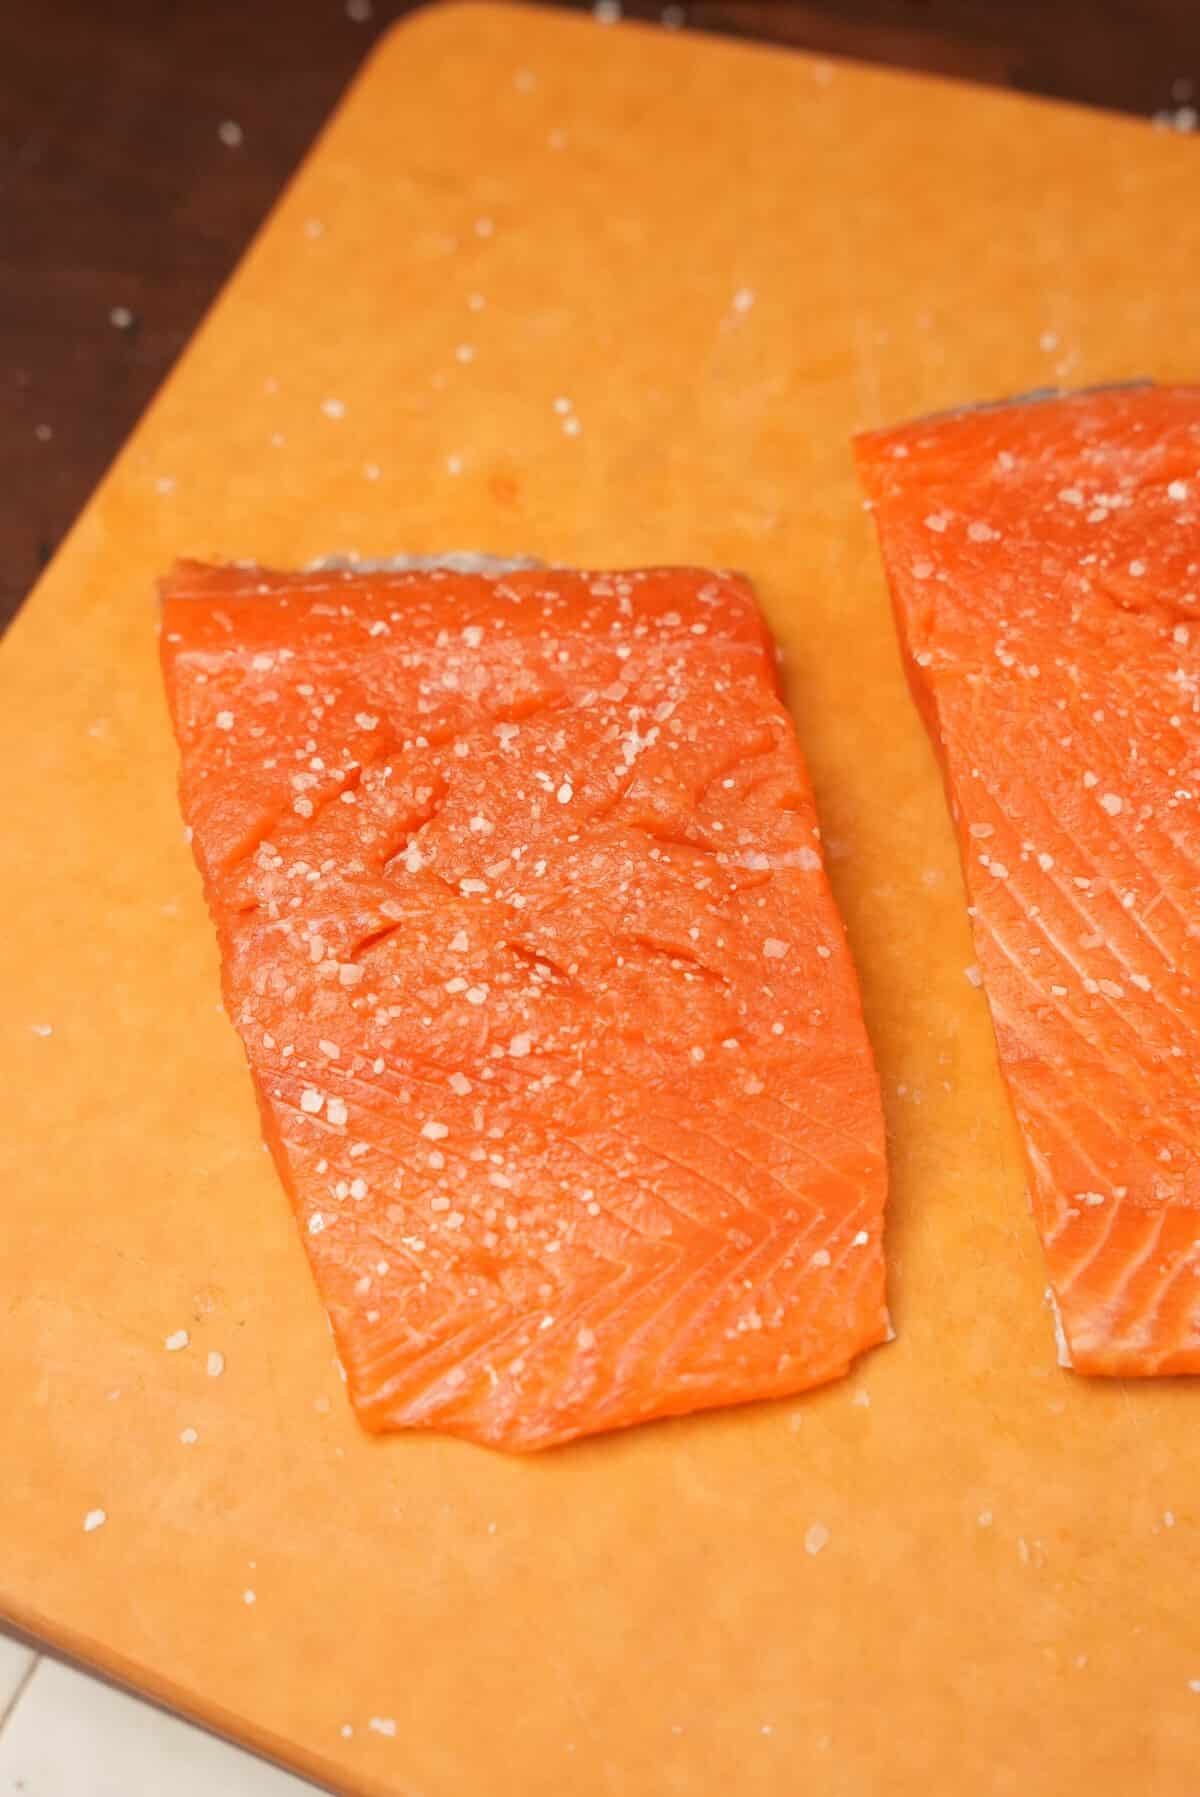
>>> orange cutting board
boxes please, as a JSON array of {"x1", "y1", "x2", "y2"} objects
[{"x1": 4, "y1": 6, "x2": 1200, "y2": 1792}]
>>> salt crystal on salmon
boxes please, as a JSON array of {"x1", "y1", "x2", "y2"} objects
[
  {"x1": 857, "y1": 384, "x2": 1200, "y2": 1376},
  {"x1": 160, "y1": 559, "x2": 888, "y2": 1448}
]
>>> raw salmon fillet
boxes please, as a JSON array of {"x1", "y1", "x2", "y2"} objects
[
  {"x1": 160, "y1": 560, "x2": 888, "y2": 1449},
  {"x1": 856, "y1": 384, "x2": 1200, "y2": 1375}
]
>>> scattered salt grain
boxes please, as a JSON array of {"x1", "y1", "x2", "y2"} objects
[
  {"x1": 207, "y1": 1351, "x2": 225, "y2": 1378},
  {"x1": 594, "y1": 0, "x2": 621, "y2": 19},
  {"x1": 321, "y1": 397, "x2": 346, "y2": 419},
  {"x1": 243, "y1": 1588, "x2": 256, "y2": 1606},
  {"x1": 30, "y1": 1023, "x2": 53, "y2": 1037},
  {"x1": 1099, "y1": 792, "x2": 1123, "y2": 816},
  {"x1": 179, "y1": 1427, "x2": 198, "y2": 1445},
  {"x1": 1038, "y1": 330, "x2": 1059, "y2": 352},
  {"x1": 422, "y1": 1120, "x2": 449, "y2": 1140},
  {"x1": 165, "y1": 1330, "x2": 189, "y2": 1352},
  {"x1": 326, "y1": 1097, "x2": 348, "y2": 1127},
  {"x1": 217, "y1": 120, "x2": 244, "y2": 148},
  {"x1": 509, "y1": 1034, "x2": 533, "y2": 1058},
  {"x1": 732, "y1": 286, "x2": 755, "y2": 314},
  {"x1": 964, "y1": 964, "x2": 983, "y2": 987},
  {"x1": 300, "y1": 1088, "x2": 324, "y2": 1115},
  {"x1": 763, "y1": 938, "x2": 789, "y2": 959},
  {"x1": 83, "y1": 1509, "x2": 107, "y2": 1533},
  {"x1": 369, "y1": 1718, "x2": 397, "y2": 1737},
  {"x1": 446, "y1": 454, "x2": 463, "y2": 475},
  {"x1": 346, "y1": 0, "x2": 372, "y2": 18},
  {"x1": 109, "y1": 305, "x2": 134, "y2": 330},
  {"x1": 363, "y1": 462, "x2": 381, "y2": 481},
  {"x1": 804, "y1": 1522, "x2": 830, "y2": 1556}
]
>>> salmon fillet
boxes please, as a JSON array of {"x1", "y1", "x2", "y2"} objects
[
  {"x1": 856, "y1": 384, "x2": 1200, "y2": 1375},
  {"x1": 160, "y1": 560, "x2": 888, "y2": 1449}
]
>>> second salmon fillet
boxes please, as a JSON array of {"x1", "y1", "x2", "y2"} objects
[
  {"x1": 857, "y1": 385, "x2": 1200, "y2": 1377},
  {"x1": 161, "y1": 561, "x2": 888, "y2": 1449}
]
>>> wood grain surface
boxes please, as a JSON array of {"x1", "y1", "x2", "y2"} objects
[{"x1": 3, "y1": 0, "x2": 1199, "y2": 626}]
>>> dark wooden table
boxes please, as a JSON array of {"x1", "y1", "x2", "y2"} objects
[{"x1": 3, "y1": 0, "x2": 1197, "y2": 626}]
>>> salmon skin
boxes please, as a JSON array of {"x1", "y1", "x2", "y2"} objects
[
  {"x1": 856, "y1": 384, "x2": 1200, "y2": 1376},
  {"x1": 160, "y1": 560, "x2": 888, "y2": 1449}
]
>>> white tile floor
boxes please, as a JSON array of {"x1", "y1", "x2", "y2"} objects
[{"x1": 0, "y1": 1631, "x2": 323, "y2": 1795}]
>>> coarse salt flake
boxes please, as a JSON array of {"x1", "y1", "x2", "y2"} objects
[{"x1": 165, "y1": 1330, "x2": 189, "y2": 1352}]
